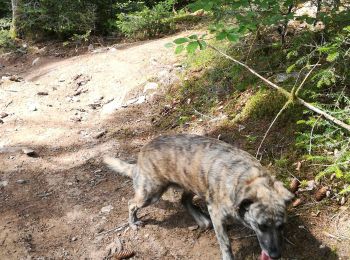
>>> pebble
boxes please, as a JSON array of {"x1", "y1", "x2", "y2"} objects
[
  {"x1": 22, "y1": 148, "x2": 37, "y2": 157},
  {"x1": 94, "y1": 130, "x2": 107, "y2": 139},
  {"x1": 16, "y1": 179, "x2": 27, "y2": 184},
  {"x1": 71, "y1": 237, "x2": 77, "y2": 242},
  {"x1": 143, "y1": 82, "x2": 158, "y2": 93},
  {"x1": 27, "y1": 103, "x2": 37, "y2": 111},
  {"x1": 37, "y1": 91, "x2": 48, "y2": 96},
  {"x1": 0, "y1": 112, "x2": 8, "y2": 118},
  {"x1": 188, "y1": 225, "x2": 199, "y2": 231},
  {"x1": 340, "y1": 197, "x2": 346, "y2": 205},
  {"x1": 0, "y1": 181, "x2": 8, "y2": 187},
  {"x1": 100, "y1": 205, "x2": 114, "y2": 214},
  {"x1": 0, "y1": 119, "x2": 3, "y2": 124}
]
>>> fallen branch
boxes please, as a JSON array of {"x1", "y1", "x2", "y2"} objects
[{"x1": 207, "y1": 44, "x2": 350, "y2": 132}]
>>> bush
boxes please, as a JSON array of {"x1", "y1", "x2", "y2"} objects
[
  {"x1": 116, "y1": 0, "x2": 175, "y2": 39},
  {"x1": 0, "y1": 29, "x2": 14, "y2": 51},
  {"x1": 18, "y1": 1, "x2": 97, "y2": 39}
]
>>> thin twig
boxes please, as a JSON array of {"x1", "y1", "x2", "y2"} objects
[
  {"x1": 245, "y1": 29, "x2": 259, "y2": 63},
  {"x1": 207, "y1": 44, "x2": 350, "y2": 132},
  {"x1": 308, "y1": 116, "x2": 321, "y2": 154},
  {"x1": 97, "y1": 222, "x2": 128, "y2": 236},
  {"x1": 231, "y1": 234, "x2": 256, "y2": 240},
  {"x1": 295, "y1": 61, "x2": 321, "y2": 96},
  {"x1": 284, "y1": 236, "x2": 296, "y2": 246},
  {"x1": 256, "y1": 101, "x2": 291, "y2": 158},
  {"x1": 5, "y1": 100, "x2": 13, "y2": 108},
  {"x1": 193, "y1": 108, "x2": 213, "y2": 119}
]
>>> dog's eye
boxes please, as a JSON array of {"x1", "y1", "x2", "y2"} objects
[{"x1": 258, "y1": 224, "x2": 268, "y2": 232}]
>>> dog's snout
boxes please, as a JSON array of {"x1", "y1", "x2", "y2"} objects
[{"x1": 269, "y1": 251, "x2": 281, "y2": 259}]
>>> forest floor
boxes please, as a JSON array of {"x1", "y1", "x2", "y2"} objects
[{"x1": 0, "y1": 31, "x2": 349, "y2": 259}]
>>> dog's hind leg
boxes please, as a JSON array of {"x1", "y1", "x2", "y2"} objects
[
  {"x1": 181, "y1": 192, "x2": 212, "y2": 229},
  {"x1": 128, "y1": 176, "x2": 166, "y2": 230}
]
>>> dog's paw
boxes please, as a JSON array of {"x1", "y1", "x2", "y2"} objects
[{"x1": 129, "y1": 220, "x2": 144, "y2": 230}]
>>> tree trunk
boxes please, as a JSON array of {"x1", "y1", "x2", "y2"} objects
[{"x1": 10, "y1": 0, "x2": 19, "y2": 39}]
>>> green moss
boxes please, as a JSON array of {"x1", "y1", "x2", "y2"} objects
[{"x1": 239, "y1": 89, "x2": 287, "y2": 121}]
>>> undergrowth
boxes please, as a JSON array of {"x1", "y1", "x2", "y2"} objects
[{"x1": 162, "y1": 22, "x2": 349, "y2": 198}]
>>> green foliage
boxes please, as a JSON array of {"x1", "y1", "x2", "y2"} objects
[
  {"x1": 0, "y1": 18, "x2": 14, "y2": 51},
  {"x1": 116, "y1": 0, "x2": 175, "y2": 39},
  {"x1": 170, "y1": 0, "x2": 350, "y2": 194},
  {"x1": 18, "y1": 0, "x2": 97, "y2": 39},
  {"x1": 0, "y1": 29, "x2": 13, "y2": 50}
]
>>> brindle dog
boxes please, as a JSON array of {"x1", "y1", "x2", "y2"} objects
[{"x1": 104, "y1": 134, "x2": 293, "y2": 260}]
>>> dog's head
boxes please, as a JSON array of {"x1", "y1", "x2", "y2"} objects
[{"x1": 237, "y1": 178, "x2": 293, "y2": 259}]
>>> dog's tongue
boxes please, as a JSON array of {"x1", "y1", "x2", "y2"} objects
[{"x1": 260, "y1": 251, "x2": 272, "y2": 260}]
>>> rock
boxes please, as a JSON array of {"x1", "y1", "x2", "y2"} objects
[
  {"x1": 88, "y1": 44, "x2": 94, "y2": 52},
  {"x1": 101, "y1": 100, "x2": 122, "y2": 114},
  {"x1": 32, "y1": 57, "x2": 40, "y2": 66},
  {"x1": 27, "y1": 102, "x2": 38, "y2": 111},
  {"x1": 37, "y1": 91, "x2": 48, "y2": 96},
  {"x1": 0, "y1": 180, "x2": 8, "y2": 187},
  {"x1": 94, "y1": 130, "x2": 107, "y2": 139},
  {"x1": 9, "y1": 75, "x2": 22, "y2": 82},
  {"x1": 16, "y1": 179, "x2": 28, "y2": 184},
  {"x1": 340, "y1": 197, "x2": 346, "y2": 205},
  {"x1": 188, "y1": 225, "x2": 199, "y2": 231},
  {"x1": 71, "y1": 237, "x2": 78, "y2": 242},
  {"x1": 0, "y1": 112, "x2": 8, "y2": 118},
  {"x1": 109, "y1": 47, "x2": 117, "y2": 52},
  {"x1": 22, "y1": 148, "x2": 37, "y2": 157},
  {"x1": 100, "y1": 205, "x2": 114, "y2": 214},
  {"x1": 143, "y1": 82, "x2": 159, "y2": 93},
  {"x1": 306, "y1": 180, "x2": 316, "y2": 191},
  {"x1": 136, "y1": 95, "x2": 146, "y2": 104},
  {"x1": 275, "y1": 72, "x2": 298, "y2": 83},
  {"x1": 125, "y1": 97, "x2": 139, "y2": 105}
]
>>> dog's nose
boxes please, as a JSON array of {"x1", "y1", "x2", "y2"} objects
[{"x1": 269, "y1": 251, "x2": 281, "y2": 259}]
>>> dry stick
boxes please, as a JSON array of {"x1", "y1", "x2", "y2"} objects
[
  {"x1": 207, "y1": 44, "x2": 350, "y2": 132},
  {"x1": 295, "y1": 61, "x2": 321, "y2": 96},
  {"x1": 256, "y1": 101, "x2": 291, "y2": 157}
]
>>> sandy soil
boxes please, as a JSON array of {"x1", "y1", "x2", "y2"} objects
[{"x1": 0, "y1": 32, "x2": 349, "y2": 260}]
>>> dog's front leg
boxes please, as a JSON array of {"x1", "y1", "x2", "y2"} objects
[{"x1": 208, "y1": 204, "x2": 234, "y2": 260}]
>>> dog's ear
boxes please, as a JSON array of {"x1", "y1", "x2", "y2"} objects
[
  {"x1": 238, "y1": 198, "x2": 254, "y2": 218},
  {"x1": 274, "y1": 181, "x2": 294, "y2": 204}
]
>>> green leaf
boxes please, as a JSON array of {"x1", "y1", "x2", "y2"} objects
[
  {"x1": 286, "y1": 64, "x2": 296, "y2": 73},
  {"x1": 189, "y1": 34, "x2": 198, "y2": 40},
  {"x1": 175, "y1": 44, "x2": 185, "y2": 54},
  {"x1": 227, "y1": 33, "x2": 239, "y2": 42},
  {"x1": 216, "y1": 31, "x2": 227, "y2": 40},
  {"x1": 198, "y1": 40, "x2": 207, "y2": 50},
  {"x1": 186, "y1": 41, "x2": 199, "y2": 54},
  {"x1": 326, "y1": 52, "x2": 339, "y2": 62},
  {"x1": 164, "y1": 42, "x2": 174, "y2": 48},
  {"x1": 174, "y1": 37, "x2": 189, "y2": 44}
]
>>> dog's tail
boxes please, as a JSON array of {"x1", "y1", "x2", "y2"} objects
[{"x1": 103, "y1": 156, "x2": 135, "y2": 178}]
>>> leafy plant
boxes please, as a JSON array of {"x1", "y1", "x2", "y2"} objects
[{"x1": 116, "y1": 0, "x2": 175, "y2": 39}]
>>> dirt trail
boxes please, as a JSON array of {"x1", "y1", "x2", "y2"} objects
[{"x1": 0, "y1": 32, "x2": 349, "y2": 260}]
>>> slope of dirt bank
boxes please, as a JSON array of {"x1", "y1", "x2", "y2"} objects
[{"x1": 0, "y1": 32, "x2": 349, "y2": 260}]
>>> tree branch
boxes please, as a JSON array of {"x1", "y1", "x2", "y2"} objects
[{"x1": 207, "y1": 44, "x2": 350, "y2": 132}]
